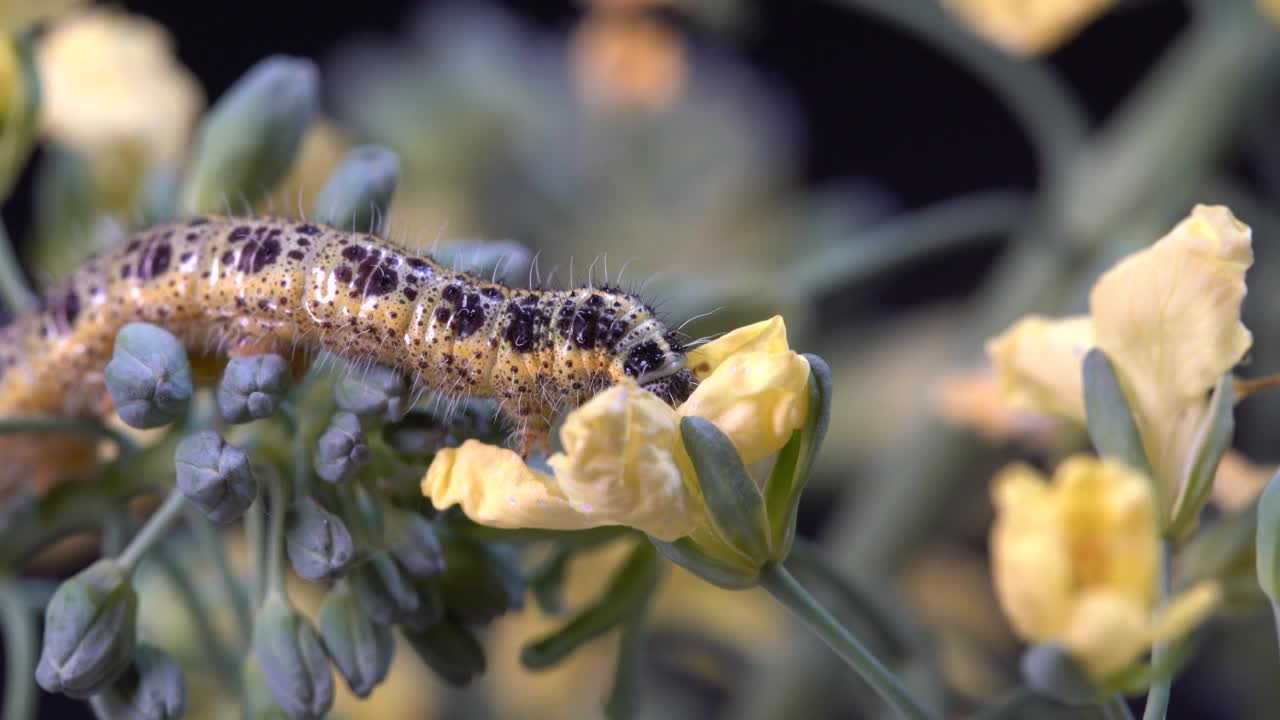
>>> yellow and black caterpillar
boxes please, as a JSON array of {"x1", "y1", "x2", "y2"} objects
[{"x1": 0, "y1": 216, "x2": 695, "y2": 495}]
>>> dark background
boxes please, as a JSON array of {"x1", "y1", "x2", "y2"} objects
[{"x1": 13, "y1": 0, "x2": 1201, "y2": 717}]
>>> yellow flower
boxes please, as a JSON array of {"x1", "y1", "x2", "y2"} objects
[
  {"x1": 940, "y1": 0, "x2": 1116, "y2": 55},
  {"x1": 990, "y1": 456, "x2": 1220, "y2": 679},
  {"x1": 36, "y1": 8, "x2": 203, "y2": 211},
  {"x1": 569, "y1": 12, "x2": 686, "y2": 113},
  {"x1": 423, "y1": 316, "x2": 810, "y2": 542},
  {"x1": 986, "y1": 205, "x2": 1253, "y2": 521}
]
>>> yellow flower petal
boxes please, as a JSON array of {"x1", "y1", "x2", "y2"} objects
[
  {"x1": 986, "y1": 314, "x2": 1093, "y2": 422},
  {"x1": 423, "y1": 440, "x2": 588, "y2": 532},
  {"x1": 686, "y1": 315, "x2": 792, "y2": 380},
  {"x1": 1090, "y1": 204, "x2": 1253, "y2": 490},
  {"x1": 548, "y1": 381, "x2": 697, "y2": 541},
  {"x1": 679, "y1": 349, "x2": 810, "y2": 465},
  {"x1": 990, "y1": 464, "x2": 1073, "y2": 643},
  {"x1": 1061, "y1": 588, "x2": 1151, "y2": 679},
  {"x1": 941, "y1": 0, "x2": 1116, "y2": 55},
  {"x1": 1151, "y1": 580, "x2": 1222, "y2": 645}
]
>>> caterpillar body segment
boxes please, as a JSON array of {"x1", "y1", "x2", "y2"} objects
[{"x1": 0, "y1": 216, "x2": 695, "y2": 497}]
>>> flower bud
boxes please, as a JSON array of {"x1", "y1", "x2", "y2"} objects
[
  {"x1": 1019, "y1": 644, "x2": 1099, "y2": 706},
  {"x1": 92, "y1": 644, "x2": 187, "y2": 720},
  {"x1": 285, "y1": 497, "x2": 354, "y2": 582},
  {"x1": 104, "y1": 323, "x2": 193, "y2": 429},
  {"x1": 217, "y1": 354, "x2": 292, "y2": 424},
  {"x1": 403, "y1": 618, "x2": 486, "y2": 686},
  {"x1": 313, "y1": 145, "x2": 400, "y2": 235},
  {"x1": 334, "y1": 365, "x2": 410, "y2": 421},
  {"x1": 36, "y1": 559, "x2": 137, "y2": 698},
  {"x1": 252, "y1": 595, "x2": 334, "y2": 720},
  {"x1": 241, "y1": 656, "x2": 293, "y2": 720},
  {"x1": 387, "y1": 509, "x2": 446, "y2": 580},
  {"x1": 318, "y1": 584, "x2": 393, "y2": 698},
  {"x1": 182, "y1": 56, "x2": 319, "y2": 214},
  {"x1": 444, "y1": 239, "x2": 534, "y2": 287},
  {"x1": 348, "y1": 555, "x2": 419, "y2": 626},
  {"x1": 438, "y1": 537, "x2": 524, "y2": 624},
  {"x1": 313, "y1": 412, "x2": 369, "y2": 484},
  {"x1": 174, "y1": 431, "x2": 257, "y2": 524}
]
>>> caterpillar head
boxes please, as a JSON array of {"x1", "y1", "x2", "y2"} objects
[{"x1": 620, "y1": 329, "x2": 696, "y2": 406}]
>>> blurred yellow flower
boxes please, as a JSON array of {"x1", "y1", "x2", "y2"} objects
[
  {"x1": 1, "y1": 0, "x2": 85, "y2": 30},
  {"x1": 991, "y1": 456, "x2": 1220, "y2": 679},
  {"x1": 986, "y1": 205, "x2": 1253, "y2": 520},
  {"x1": 941, "y1": 0, "x2": 1115, "y2": 55},
  {"x1": 570, "y1": 12, "x2": 686, "y2": 113},
  {"x1": 424, "y1": 316, "x2": 810, "y2": 541},
  {"x1": 36, "y1": 7, "x2": 203, "y2": 211}
]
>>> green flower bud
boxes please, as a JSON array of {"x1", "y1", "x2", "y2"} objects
[
  {"x1": 241, "y1": 656, "x2": 292, "y2": 720},
  {"x1": 252, "y1": 595, "x2": 334, "y2": 720},
  {"x1": 443, "y1": 239, "x2": 533, "y2": 287},
  {"x1": 36, "y1": 560, "x2": 137, "y2": 698},
  {"x1": 104, "y1": 323, "x2": 193, "y2": 429},
  {"x1": 182, "y1": 56, "x2": 319, "y2": 214},
  {"x1": 403, "y1": 618, "x2": 486, "y2": 686},
  {"x1": 313, "y1": 145, "x2": 400, "y2": 234},
  {"x1": 175, "y1": 431, "x2": 257, "y2": 525},
  {"x1": 286, "y1": 498, "x2": 354, "y2": 582},
  {"x1": 1019, "y1": 644, "x2": 1099, "y2": 706},
  {"x1": 438, "y1": 537, "x2": 524, "y2": 625},
  {"x1": 348, "y1": 555, "x2": 419, "y2": 626},
  {"x1": 387, "y1": 510, "x2": 445, "y2": 580},
  {"x1": 334, "y1": 365, "x2": 410, "y2": 421},
  {"x1": 382, "y1": 402, "x2": 500, "y2": 456},
  {"x1": 92, "y1": 645, "x2": 187, "y2": 720},
  {"x1": 318, "y1": 584, "x2": 393, "y2": 698},
  {"x1": 217, "y1": 354, "x2": 292, "y2": 424},
  {"x1": 313, "y1": 412, "x2": 369, "y2": 484},
  {"x1": 400, "y1": 578, "x2": 444, "y2": 633}
]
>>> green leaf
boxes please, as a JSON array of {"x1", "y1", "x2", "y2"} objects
[
  {"x1": 520, "y1": 543, "x2": 660, "y2": 670},
  {"x1": 1082, "y1": 349, "x2": 1151, "y2": 477},
  {"x1": 1254, "y1": 469, "x2": 1280, "y2": 605},
  {"x1": 680, "y1": 416, "x2": 769, "y2": 562},
  {"x1": 1168, "y1": 374, "x2": 1234, "y2": 538},
  {"x1": 763, "y1": 354, "x2": 831, "y2": 559}
]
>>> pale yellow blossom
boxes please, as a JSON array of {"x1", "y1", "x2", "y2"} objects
[
  {"x1": 991, "y1": 456, "x2": 1220, "y2": 679},
  {"x1": 935, "y1": 366, "x2": 1064, "y2": 444},
  {"x1": 941, "y1": 0, "x2": 1116, "y2": 55},
  {"x1": 37, "y1": 8, "x2": 203, "y2": 211},
  {"x1": 423, "y1": 316, "x2": 810, "y2": 541},
  {"x1": 986, "y1": 205, "x2": 1253, "y2": 521}
]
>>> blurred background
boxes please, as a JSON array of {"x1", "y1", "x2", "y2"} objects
[{"x1": 6, "y1": 0, "x2": 1280, "y2": 718}]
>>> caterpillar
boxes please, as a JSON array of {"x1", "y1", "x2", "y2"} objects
[{"x1": 0, "y1": 216, "x2": 696, "y2": 498}]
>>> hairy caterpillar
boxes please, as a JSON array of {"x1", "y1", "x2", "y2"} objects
[{"x1": 0, "y1": 216, "x2": 695, "y2": 497}]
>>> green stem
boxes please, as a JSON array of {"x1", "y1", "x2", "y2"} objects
[
  {"x1": 246, "y1": 496, "x2": 267, "y2": 610},
  {"x1": 117, "y1": 490, "x2": 188, "y2": 572},
  {"x1": 1141, "y1": 541, "x2": 1174, "y2": 720},
  {"x1": 187, "y1": 506, "x2": 253, "y2": 646},
  {"x1": 154, "y1": 546, "x2": 241, "y2": 691},
  {"x1": 0, "y1": 578, "x2": 36, "y2": 720},
  {"x1": 758, "y1": 563, "x2": 932, "y2": 720},
  {"x1": 0, "y1": 415, "x2": 138, "y2": 455},
  {"x1": 263, "y1": 466, "x2": 289, "y2": 598},
  {"x1": 0, "y1": 217, "x2": 35, "y2": 315},
  {"x1": 1103, "y1": 695, "x2": 1137, "y2": 720}
]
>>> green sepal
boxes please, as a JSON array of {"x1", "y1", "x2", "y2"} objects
[
  {"x1": 1168, "y1": 373, "x2": 1234, "y2": 538},
  {"x1": 520, "y1": 542, "x2": 660, "y2": 670},
  {"x1": 648, "y1": 536, "x2": 759, "y2": 590},
  {"x1": 763, "y1": 353, "x2": 831, "y2": 560},
  {"x1": 1082, "y1": 349, "x2": 1151, "y2": 478},
  {"x1": 680, "y1": 416, "x2": 769, "y2": 562}
]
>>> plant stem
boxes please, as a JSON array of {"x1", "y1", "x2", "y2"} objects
[
  {"x1": 1141, "y1": 540, "x2": 1174, "y2": 720},
  {"x1": 263, "y1": 466, "x2": 289, "y2": 598},
  {"x1": 1103, "y1": 695, "x2": 1136, "y2": 720},
  {"x1": 758, "y1": 563, "x2": 932, "y2": 720},
  {"x1": 118, "y1": 490, "x2": 188, "y2": 572},
  {"x1": 0, "y1": 415, "x2": 138, "y2": 455},
  {"x1": 187, "y1": 506, "x2": 253, "y2": 646},
  {"x1": 154, "y1": 546, "x2": 241, "y2": 691},
  {"x1": 0, "y1": 578, "x2": 36, "y2": 720}
]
